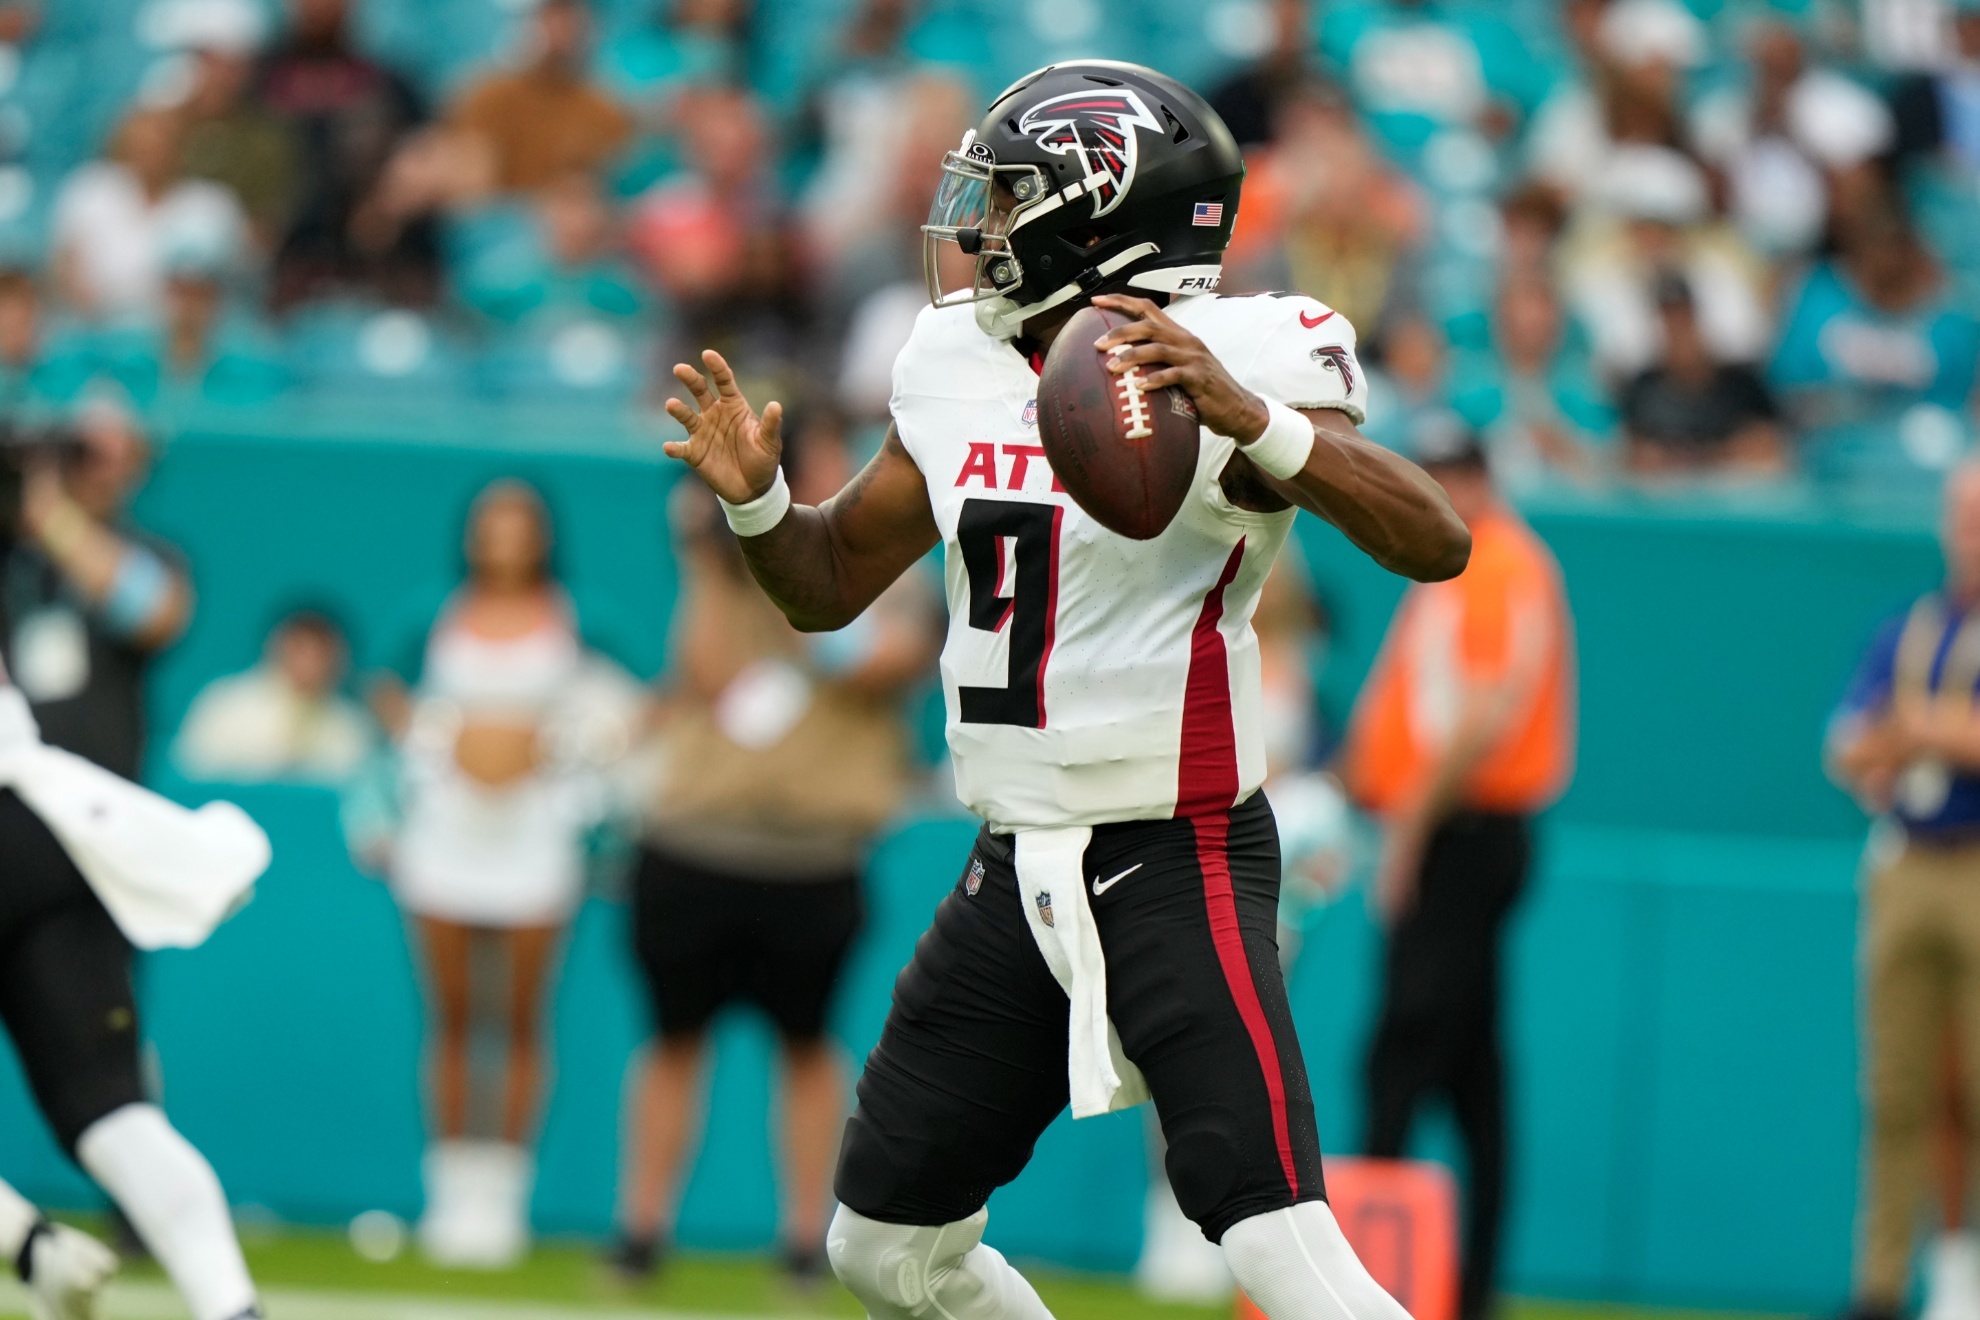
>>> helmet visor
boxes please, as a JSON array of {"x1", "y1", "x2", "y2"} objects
[{"x1": 928, "y1": 151, "x2": 994, "y2": 233}]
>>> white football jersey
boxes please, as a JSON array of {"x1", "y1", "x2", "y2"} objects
[{"x1": 890, "y1": 292, "x2": 1369, "y2": 830}]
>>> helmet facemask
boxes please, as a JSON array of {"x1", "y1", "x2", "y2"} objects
[{"x1": 922, "y1": 131, "x2": 1051, "y2": 333}]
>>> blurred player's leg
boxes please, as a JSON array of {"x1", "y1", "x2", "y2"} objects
[
  {"x1": 827, "y1": 1205, "x2": 1052, "y2": 1320},
  {"x1": 0, "y1": 1176, "x2": 117, "y2": 1320},
  {"x1": 0, "y1": 792, "x2": 260, "y2": 1320},
  {"x1": 76, "y1": 1105, "x2": 258, "y2": 1320}
]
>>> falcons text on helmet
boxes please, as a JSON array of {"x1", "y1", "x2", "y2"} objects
[{"x1": 1014, "y1": 88, "x2": 1165, "y2": 218}]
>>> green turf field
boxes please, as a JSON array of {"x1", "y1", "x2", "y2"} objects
[{"x1": 0, "y1": 1226, "x2": 1796, "y2": 1320}]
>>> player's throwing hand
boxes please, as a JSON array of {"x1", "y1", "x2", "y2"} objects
[
  {"x1": 662, "y1": 350, "x2": 784, "y2": 505},
  {"x1": 1091, "y1": 293, "x2": 1272, "y2": 446}
]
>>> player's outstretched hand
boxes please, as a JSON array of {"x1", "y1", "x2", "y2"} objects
[
  {"x1": 662, "y1": 350, "x2": 784, "y2": 506},
  {"x1": 1091, "y1": 294, "x2": 1270, "y2": 446}
]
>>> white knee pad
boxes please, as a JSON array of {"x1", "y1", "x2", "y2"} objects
[
  {"x1": 826, "y1": 1204, "x2": 1055, "y2": 1320},
  {"x1": 1222, "y1": 1202, "x2": 1411, "y2": 1320}
]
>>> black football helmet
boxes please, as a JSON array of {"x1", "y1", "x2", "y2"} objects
[{"x1": 924, "y1": 60, "x2": 1245, "y2": 339}]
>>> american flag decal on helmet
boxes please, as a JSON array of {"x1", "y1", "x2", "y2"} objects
[
  {"x1": 1015, "y1": 88, "x2": 1165, "y2": 218},
  {"x1": 1192, "y1": 202, "x2": 1224, "y2": 226}
]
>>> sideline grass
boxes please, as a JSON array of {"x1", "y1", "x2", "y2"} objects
[{"x1": 0, "y1": 1226, "x2": 1801, "y2": 1320}]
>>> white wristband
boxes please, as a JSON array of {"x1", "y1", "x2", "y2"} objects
[
  {"x1": 718, "y1": 468, "x2": 791, "y2": 538},
  {"x1": 1239, "y1": 399, "x2": 1316, "y2": 481}
]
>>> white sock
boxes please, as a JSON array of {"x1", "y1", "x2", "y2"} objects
[
  {"x1": 1222, "y1": 1202, "x2": 1412, "y2": 1320},
  {"x1": 76, "y1": 1104, "x2": 258, "y2": 1320},
  {"x1": 0, "y1": 1176, "x2": 38, "y2": 1260}
]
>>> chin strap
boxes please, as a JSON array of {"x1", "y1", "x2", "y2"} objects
[{"x1": 979, "y1": 242, "x2": 1163, "y2": 340}]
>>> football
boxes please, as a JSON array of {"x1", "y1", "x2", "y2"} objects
[{"x1": 1037, "y1": 304, "x2": 1202, "y2": 541}]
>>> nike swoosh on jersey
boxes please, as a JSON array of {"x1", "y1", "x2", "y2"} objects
[
  {"x1": 1299, "y1": 309, "x2": 1336, "y2": 328},
  {"x1": 1092, "y1": 863, "x2": 1143, "y2": 896}
]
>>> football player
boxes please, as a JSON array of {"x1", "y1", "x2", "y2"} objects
[
  {"x1": 662, "y1": 61, "x2": 1469, "y2": 1319},
  {"x1": 0, "y1": 681, "x2": 264, "y2": 1320}
]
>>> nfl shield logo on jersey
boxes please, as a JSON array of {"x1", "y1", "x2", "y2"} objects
[
  {"x1": 1022, "y1": 398, "x2": 1038, "y2": 427},
  {"x1": 965, "y1": 857, "x2": 985, "y2": 896},
  {"x1": 1034, "y1": 890, "x2": 1055, "y2": 928}
]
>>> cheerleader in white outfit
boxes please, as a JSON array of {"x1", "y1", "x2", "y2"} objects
[{"x1": 375, "y1": 481, "x2": 636, "y2": 1268}]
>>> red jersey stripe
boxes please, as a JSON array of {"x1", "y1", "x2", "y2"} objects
[{"x1": 1175, "y1": 541, "x2": 1245, "y2": 817}]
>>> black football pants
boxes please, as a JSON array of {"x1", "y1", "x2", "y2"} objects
[
  {"x1": 0, "y1": 788, "x2": 145, "y2": 1153},
  {"x1": 836, "y1": 791, "x2": 1327, "y2": 1244}
]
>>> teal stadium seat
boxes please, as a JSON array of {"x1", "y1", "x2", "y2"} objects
[
  {"x1": 283, "y1": 300, "x2": 474, "y2": 404},
  {"x1": 475, "y1": 310, "x2": 650, "y2": 408}
]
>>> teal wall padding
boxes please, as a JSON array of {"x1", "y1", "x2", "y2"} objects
[{"x1": 0, "y1": 419, "x2": 1931, "y2": 1308}]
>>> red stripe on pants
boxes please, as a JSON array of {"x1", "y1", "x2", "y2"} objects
[{"x1": 1194, "y1": 811, "x2": 1299, "y2": 1197}]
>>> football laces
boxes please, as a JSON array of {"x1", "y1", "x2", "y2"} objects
[{"x1": 1108, "y1": 346, "x2": 1154, "y2": 441}]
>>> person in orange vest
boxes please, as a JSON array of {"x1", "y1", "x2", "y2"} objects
[{"x1": 1343, "y1": 412, "x2": 1576, "y2": 1320}]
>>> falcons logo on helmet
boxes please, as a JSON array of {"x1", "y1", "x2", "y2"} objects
[
  {"x1": 1015, "y1": 88, "x2": 1165, "y2": 218},
  {"x1": 1311, "y1": 345, "x2": 1357, "y2": 397}
]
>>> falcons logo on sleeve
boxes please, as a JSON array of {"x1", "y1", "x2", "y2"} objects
[
  {"x1": 1311, "y1": 344, "x2": 1357, "y2": 397},
  {"x1": 1015, "y1": 89, "x2": 1165, "y2": 218}
]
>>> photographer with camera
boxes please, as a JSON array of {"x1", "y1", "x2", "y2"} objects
[{"x1": 2, "y1": 393, "x2": 190, "y2": 779}]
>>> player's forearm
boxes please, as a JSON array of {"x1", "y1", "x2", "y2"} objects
[
  {"x1": 735, "y1": 506, "x2": 871, "y2": 633},
  {"x1": 1279, "y1": 414, "x2": 1471, "y2": 582},
  {"x1": 729, "y1": 428, "x2": 940, "y2": 634}
]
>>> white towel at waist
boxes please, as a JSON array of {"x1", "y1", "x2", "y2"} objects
[
  {"x1": 1012, "y1": 825, "x2": 1150, "y2": 1119},
  {"x1": 0, "y1": 688, "x2": 271, "y2": 949}
]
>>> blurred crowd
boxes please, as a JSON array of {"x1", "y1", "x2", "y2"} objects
[{"x1": 0, "y1": 0, "x2": 1967, "y2": 501}]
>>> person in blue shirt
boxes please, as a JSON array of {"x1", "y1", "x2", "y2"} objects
[
  {"x1": 1772, "y1": 200, "x2": 1980, "y2": 497},
  {"x1": 1830, "y1": 461, "x2": 1980, "y2": 1320}
]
